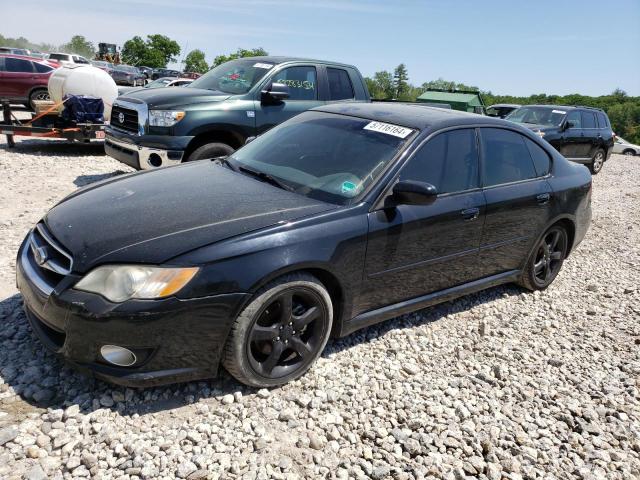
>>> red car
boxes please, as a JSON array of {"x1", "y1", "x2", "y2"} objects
[{"x1": 0, "y1": 54, "x2": 58, "y2": 110}]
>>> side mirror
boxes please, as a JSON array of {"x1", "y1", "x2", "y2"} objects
[
  {"x1": 245, "y1": 136, "x2": 256, "y2": 145},
  {"x1": 563, "y1": 121, "x2": 575, "y2": 131},
  {"x1": 391, "y1": 180, "x2": 437, "y2": 206},
  {"x1": 261, "y1": 82, "x2": 289, "y2": 104}
]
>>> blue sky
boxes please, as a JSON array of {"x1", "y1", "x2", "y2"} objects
[{"x1": 4, "y1": 0, "x2": 640, "y2": 96}]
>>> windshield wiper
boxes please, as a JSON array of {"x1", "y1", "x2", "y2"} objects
[
  {"x1": 214, "y1": 156, "x2": 238, "y2": 172},
  {"x1": 238, "y1": 166, "x2": 294, "y2": 192}
]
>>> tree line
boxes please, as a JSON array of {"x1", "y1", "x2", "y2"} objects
[{"x1": 3, "y1": 32, "x2": 638, "y2": 144}]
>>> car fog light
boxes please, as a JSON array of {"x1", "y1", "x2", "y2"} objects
[{"x1": 100, "y1": 345, "x2": 137, "y2": 367}]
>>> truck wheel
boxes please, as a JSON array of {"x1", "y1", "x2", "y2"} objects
[
  {"x1": 28, "y1": 89, "x2": 50, "y2": 110},
  {"x1": 222, "y1": 273, "x2": 333, "y2": 387},
  {"x1": 187, "y1": 142, "x2": 235, "y2": 162},
  {"x1": 589, "y1": 148, "x2": 605, "y2": 174}
]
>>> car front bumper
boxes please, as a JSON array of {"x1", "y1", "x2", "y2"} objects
[
  {"x1": 105, "y1": 127, "x2": 193, "y2": 170},
  {"x1": 16, "y1": 237, "x2": 249, "y2": 387}
]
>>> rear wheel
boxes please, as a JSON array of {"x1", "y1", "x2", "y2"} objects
[
  {"x1": 589, "y1": 148, "x2": 605, "y2": 174},
  {"x1": 222, "y1": 273, "x2": 333, "y2": 387},
  {"x1": 519, "y1": 226, "x2": 568, "y2": 291},
  {"x1": 623, "y1": 149, "x2": 636, "y2": 156},
  {"x1": 28, "y1": 89, "x2": 50, "y2": 110},
  {"x1": 186, "y1": 142, "x2": 234, "y2": 162}
]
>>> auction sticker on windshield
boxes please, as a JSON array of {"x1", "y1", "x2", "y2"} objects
[
  {"x1": 253, "y1": 63, "x2": 273, "y2": 69},
  {"x1": 363, "y1": 121, "x2": 413, "y2": 139},
  {"x1": 552, "y1": 109, "x2": 567, "y2": 115}
]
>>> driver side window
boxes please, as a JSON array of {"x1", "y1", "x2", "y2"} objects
[
  {"x1": 400, "y1": 129, "x2": 479, "y2": 194},
  {"x1": 273, "y1": 66, "x2": 317, "y2": 101},
  {"x1": 566, "y1": 110, "x2": 581, "y2": 128}
]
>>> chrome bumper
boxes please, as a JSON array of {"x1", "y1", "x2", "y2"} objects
[{"x1": 105, "y1": 136, "x2": 184, "y2": 170}]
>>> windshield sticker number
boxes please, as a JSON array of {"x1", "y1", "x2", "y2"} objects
[
  {"x1": 277, "y1": 78, "x2": 315, "y2": 90},
  {"x1": 253, "y1": 63, "x2": 273, "y2": 69},
  {"x1": 363, "y1": 121, "x2": 413, "y2": 139},
  {"x1": 552, "y1": 109, "x2": 567, "y2": 114}
]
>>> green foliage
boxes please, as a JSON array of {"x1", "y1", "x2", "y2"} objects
[
  {"x1": 421, "y1": 78, "x2": 479, "y2": 92},
  {"x1": 366, "y1": 71, "x2": 395, "y2": 99},
  {"x1": 211, "y1": 48, "x2": 268, "y2": 68},
  {"x1": 0, "y1": 33, "x2": 73, "y2": 54},
  {"x1": 184, "y1": 49, "x2": 208, "y2": 74},
  {"x1": 121, "y1": 34, "x2": 180, "y2": 68},
  {"x1": 393, "y1": 63, "x2": 410, "y2": 100},
  {"x1": 60, "y1": 35, "x2": 95, "y2": 59}
]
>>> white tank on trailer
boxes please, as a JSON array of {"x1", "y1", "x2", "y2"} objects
[{"x1": 48, "y1": 65, "x2": 118, "y2": 120}]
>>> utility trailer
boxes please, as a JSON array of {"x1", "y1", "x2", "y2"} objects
[{"x1": 1, "y1": 99, "x2": 106, "y2": 147}]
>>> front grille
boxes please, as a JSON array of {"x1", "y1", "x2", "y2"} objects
[
  {"x1": 29, "y1": 223, "x2": 73, "y2": 284},
  {"x1": 111, "y1": 104, "x2": 139, "y2": 134}
]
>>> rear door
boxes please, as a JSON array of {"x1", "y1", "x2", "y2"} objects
[
  {"x1": 3, "y1": 57, "x2": 36, "y2": 99},
  {"x1": 478, "y1": 128, "x2": 554, "y2": 277},
  {"x1": 255, "y1": 65, "x2": 324, "y2": 134},
  {"x1": 580, "y1": 110, "x2": 599, "y2": 158},
  {"x1": 560, "y1": 110, "x2": 583, "y2": 158},
  {"x1": 361, "y1": 128, "x2": 485, "y2": 311}
]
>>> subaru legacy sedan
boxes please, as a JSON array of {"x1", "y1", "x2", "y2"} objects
[{"x1": 16, "y1": 103, "x2": 592, "y2": 388}]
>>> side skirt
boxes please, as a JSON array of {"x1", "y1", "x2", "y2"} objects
[{"x1": 340, "y1": 270, "x2": 520, "y2": 337}]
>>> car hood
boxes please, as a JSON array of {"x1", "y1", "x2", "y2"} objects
[
  {"x1": 44, "y1": 162, "x2": 337, "y2": 272},
  {"x1": 118, "y1": 87, "x2": 230, "y2": 109}
]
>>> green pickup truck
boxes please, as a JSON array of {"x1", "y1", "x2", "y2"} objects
[{"x1": 105, "y1": 56, "x2": 370, "y2": 169}]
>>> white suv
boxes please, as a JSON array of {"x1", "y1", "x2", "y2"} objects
[{"x1": 46, "y1": 53, "x2": 91, "y2": 66}]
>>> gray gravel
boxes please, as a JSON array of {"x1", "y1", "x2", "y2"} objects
[{"x1": 0, "y1": 136, "x2": 639, "y2": 479}]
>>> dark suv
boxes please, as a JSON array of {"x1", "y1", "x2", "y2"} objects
[{"x1": 505, "y1": 105, "x2": 614, "y2": 174}]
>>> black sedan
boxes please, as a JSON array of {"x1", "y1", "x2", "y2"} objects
[{"x1": 16, "y1": 103, "x2": 592, "y2": 388}]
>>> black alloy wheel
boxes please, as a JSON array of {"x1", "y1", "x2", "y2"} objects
[
  {"x1": 531, "y1": 227, "x2": 568, "y2": 289},
  {"x1": 223, "y1": 273, "x2": 333, "y2": 387}
]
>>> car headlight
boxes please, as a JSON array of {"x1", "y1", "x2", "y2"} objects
[
  {"x1": 75, "y1": 265, "x2": 199, "y2": 302},
  {"x1": 149, "y1": 110, "x2": 185, "y2": 127}
]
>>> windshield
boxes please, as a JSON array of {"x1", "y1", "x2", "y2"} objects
[
  {"x1": 228, "y1": 111, "x2": 414, "y2": 205},
  {"x1": 146, "y1": 77, "x2": 174, "y2": 88},
  {"x1": 189, "y1": 59, "x2": 274, "y2": 94},
  {"x1": 506, "y1": 106, "x2": 567, "y2": 127}
]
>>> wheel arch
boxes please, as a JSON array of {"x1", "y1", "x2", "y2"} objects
[
  {"x1": 184, "y1": 129, "x2": 245, "y2": 160},
  {"x1": 246, "y1": 263, "x2": 347, "y2": 338},
  {"x1": 544, "y1": 215, "x2": 576, "y2": 257}
]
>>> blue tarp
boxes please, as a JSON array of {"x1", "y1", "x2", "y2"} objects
[{"x1": 61, "y1": 95, "x2": 104, "y2": 124}]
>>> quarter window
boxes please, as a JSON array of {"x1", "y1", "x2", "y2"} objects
[
  {"x1": 400, "y1": 129, "x2": 479, "y2": 194},
  {"x1": 274, "y1": 66, "x2": 317, "y2": 101},
  {"x1": 596, "y1": 112, "x2": 609, "y2": 129},
  {"x1": 480, "y1": 128, "x2": 537, "y2": 186},
  {"x1": 327, "y1": 68, "x2": 354, "y2": 100},
  {"x1": 524, "y1": 138, "x2": 551, "y2": 176},
  {"x1": 5, "y1": 57, "x2": 34, "y2": 73},
  {"x1": 34, "y1": 62, "x2": 52, "y2": 73},
  {"x1": 581, "y1": 111, "x2": 596, "y2": 128},
  {"x1": 566, "y1": 110, "x2": 581, "y2": 128}
]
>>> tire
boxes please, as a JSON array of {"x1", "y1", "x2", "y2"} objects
[
  {"x1": 186, "y1": 142, "x2": 235, "y2": 162},
  {"x1": 518, "y1": 225, "x2": 568, "y2": 291},
  {"x1": 589, "y1": 148, "x2": 605, "y2": 174},
  {"x1": 222, "y1": 273, "x2": 333, "y2": 388},
  {"x1": 623, "y1": 149, "x2": 636, "y2": 156},
  {"x1": 28, "y1": 89, "x2": 50, "y2": 110}
]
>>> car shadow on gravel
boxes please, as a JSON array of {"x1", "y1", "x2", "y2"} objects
[
  {"x1": 0, "y1": 139, "x2": 106, "y2": 157},
  {"x1": 73, "y1": 170, "x2": 129, "y2": 187},
  {"x1": 0, "y1": 283, "x2": 522, "y2": 420}
]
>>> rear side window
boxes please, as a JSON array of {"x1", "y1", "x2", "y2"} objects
[
  {"x1": 400, "y1": 129, "x2": 479, "y2": 194},
  {"x1": 596, "y1": 112, "x2": 609, "y2": 129},
  {"x1": 274, "y1": 66, "x2": 317, "y2": 101},
  {"x1": 48, "y1": 53, "x2": 68, "y2": 61},
  {"x1": 34, "y1": 62, "x2": 52, "y2": 73},
  {"x1": 582, "y1": 111, "x2": 596, "y2": 128},
  {"x1": 524, "y1": 138, "x2": 551, "y2": 176},
  {"x1": 481, "y1": 128, "x2": 537, "y2": 186},
  {"x1": 327, "y1": 68, "x2": 354, "y2": 100},
  {"x1": 5, "y1": 57, "x2": 34, "y2": 72}
]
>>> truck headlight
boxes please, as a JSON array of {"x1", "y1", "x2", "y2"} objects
[
  {"x1": 75, "y1": 265, "x2": 199, "y2": 302},
  {"x1": 149, "y1": 110, "x2": 186, "y2": 127}
]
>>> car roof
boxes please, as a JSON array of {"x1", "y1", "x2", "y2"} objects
[
  {"x1": 0, "y1": 53, "x2": 52, "y2": 63},
  {"x1": 228, "y1": 56, "x2": 358, "y2": 69},
  {"x1": 489, "y1": 103, "x2": 521, "y2": 108},
  {"x1": 313, "y1": 102, "x2": 510, "y2": 131}
]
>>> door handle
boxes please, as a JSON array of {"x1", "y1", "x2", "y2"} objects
[
  {"x1": 461, "y1": 207, "x2": 480, "y2": 220},
  {"x1": 536, "y1": 193, "x2": 551, "y2": 205}
]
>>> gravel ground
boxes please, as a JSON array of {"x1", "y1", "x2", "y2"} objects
[{"x1": 0, "y1": 136, "x2": 638, "y2": 480}]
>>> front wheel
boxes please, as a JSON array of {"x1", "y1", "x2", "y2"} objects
[
  {"x1": 590, "y1": 148, "x2": 605, "y2": 174},
  {"x1": 519, "y1": 226, "x2": 568, "y2": 291},
  {"x1": 623, "y1": 149, "x2": 636, "y2": 156},
  {"x1": 222, "y1": 273, "x2": 333, "y2": 387},
  {"x1": 186, "y1": 142, "x2": 234, "y2": 162}
]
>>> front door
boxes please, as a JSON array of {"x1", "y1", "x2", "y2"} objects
[
  {"x1": 358, "y1": 128, "x2": 485, "y2": 314},
  {"x1": 477, "y1": 127, "x2": 554, "y2": 277},
  {"x1": 254, "y1": 65, "x2": 324, "y2": 135}
]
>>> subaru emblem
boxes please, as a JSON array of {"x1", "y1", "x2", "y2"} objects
[
  {"x1": 118, "y1": 112, "x2": 125, "y2": 123},
  {"x1": 34, "y1": 246, "x2": 49, "y2": 266}
]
